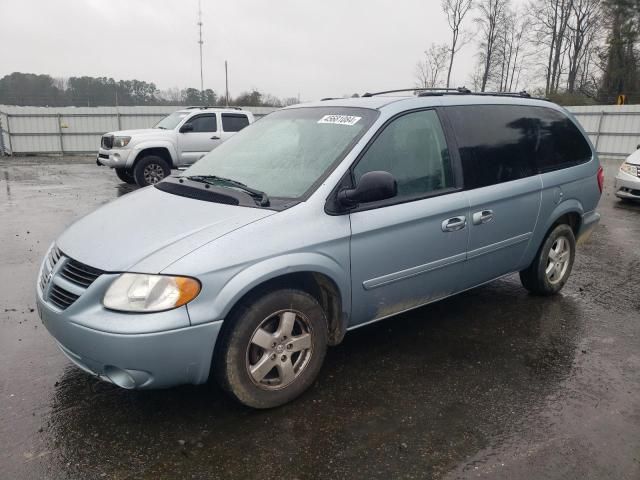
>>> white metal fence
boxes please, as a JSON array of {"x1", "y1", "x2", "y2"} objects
[
  {"x1": 0, "y1": 105, "x2": 278, "y2": 155},
  {"x1": 1, "y1": 103, "x2": 639, "y2": 159},
  {"x1": 567, "y1": 105, "x2": 640, "y2": 160}
]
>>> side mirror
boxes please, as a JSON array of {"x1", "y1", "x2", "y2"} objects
[
  {"x1": 180, "y1": 123, "x2": 194, "y2": 133},
  {"x1": 636, "y1": 144, "x2": 640, "y2": 150},
  {"x1": 338, "y1": 171, "x2": 397, "y2": 207}
]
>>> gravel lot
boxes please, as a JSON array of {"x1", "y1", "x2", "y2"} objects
[{"x1": 1, "y1": 156, "x2": 639, "y2": 480}]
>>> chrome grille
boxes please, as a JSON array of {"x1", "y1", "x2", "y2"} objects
[
  {"x1": 59, "y1": 258, "x2": 103, "y2": 288},
  {"x1": 39, "y1": 246, "x2": 104, "y2": 311},
  {"x1": 48, "y1": 284, "x2": 80, "y2": 310}
]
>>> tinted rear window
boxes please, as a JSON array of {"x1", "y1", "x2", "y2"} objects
[
  {"x1": 222, "y1": 113, "x2": 250, "y2": 132},
  {"x1": 446, "y1": 105, "x2": 592, "y2": 189}
]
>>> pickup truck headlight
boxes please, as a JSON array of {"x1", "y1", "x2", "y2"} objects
[
  {"x1": 112, "y1": 136, "x2": 131, "y2": 148},
  {"x1": 103, "y1": 273, "x2": 201, "y2": 313},
  {"x1": 621, "y1": 162, "x2": 639, "y2": 177}
]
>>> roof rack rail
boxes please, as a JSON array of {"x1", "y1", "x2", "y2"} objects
[
  {"x1": 184, "y1": 105, "x2": 243, "y2": 110},
  {"x1": 361, "y1": 88, "x2": 547, "y2": 101},
  {"x1": 362, "y1": 87, "x2": 467, "y2": 97},
  {"x1": 321, "y1": 97, "x2": 340, "y2": 101}
]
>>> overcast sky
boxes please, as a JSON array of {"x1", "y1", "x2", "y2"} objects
[{"x1": 1, "y1": 0, "x2": 527, "y2": 101}]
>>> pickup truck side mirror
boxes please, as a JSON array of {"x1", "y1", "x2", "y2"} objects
[
  {"x1": 338, "y1": 171, "x2": 397, "y2": 207},
  {"x1": 180, "y1": 123, "x2": 194, "y2": 133}
]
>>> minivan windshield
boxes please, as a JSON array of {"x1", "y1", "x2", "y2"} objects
[
  {"x1": 182, "y1": 107, "x2": 377, "y2": 199},
  {"x1": 154, "y1": 111, "x2": 189, "y2": 130}
]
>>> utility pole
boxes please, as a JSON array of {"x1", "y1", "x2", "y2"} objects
[
  {"x1": 197, "y1": 0, "x2": 204, "y2": 101},
  {"x1": 225, "y1": 60, "x2": 229, "y2": 106}
]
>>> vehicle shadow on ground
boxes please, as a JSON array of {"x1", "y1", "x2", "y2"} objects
[{"x1": 44, "y1": 278, "x2": 584, "y2": 479}]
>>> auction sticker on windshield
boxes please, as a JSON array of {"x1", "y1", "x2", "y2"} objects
[{"x1": 318, "y1": 115, "x2": 362, "y2": 126}]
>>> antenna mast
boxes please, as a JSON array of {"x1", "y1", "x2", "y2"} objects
[{"x1": 197, "y1": 0, "x2": 204, "y2": 98}]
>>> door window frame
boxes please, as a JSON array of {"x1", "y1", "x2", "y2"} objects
[
  {"x1": 326, "y1": 108, "x2": 464, "y2": 215},
  {"x1": 183, "y1": 113, "x2": 218, "y2": 133}
]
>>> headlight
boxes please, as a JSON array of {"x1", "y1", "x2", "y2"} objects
[
  {"x1": 621, "y1": 162, "x2": 639, "y2": 177},
  {"x1": 113, "y1": 136, "x2": 131, "y2": 148},
  {"x1": 103, "y1": 273, "x2": 201, "y2": 313}
]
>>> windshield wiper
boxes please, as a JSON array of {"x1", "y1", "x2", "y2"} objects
[
  {"x1": 183, "y1": 175, "x2": 270, "y2": 207},
  {"x1": 155, "y1": 126, "x2": 166, "y2": 129}
]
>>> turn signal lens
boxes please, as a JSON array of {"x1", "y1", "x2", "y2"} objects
[{"x1": 103, "y1": 273, "x2": 201, "y2": 313}]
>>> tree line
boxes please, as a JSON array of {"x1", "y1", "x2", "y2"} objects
[
  {"x1": 0, "y1": 72, "x2": 298, "y2": 107},
  {"x1": 416, "y1": 0, "x2": 640, "y2": 104}
]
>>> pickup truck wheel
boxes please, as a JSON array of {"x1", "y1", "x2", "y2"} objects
[
  {"x1": 214, "y1": 289, "x2": 328, "y2": 409},
  {"x1": 133, "y1": 155, "x2": 170, "y2": 187},
  {"x1": 519, "y1": 224, "x2": 576, "y2": 296},
  {"x1": 115, "y1": 168, "x2": 136, "y2": 184}
]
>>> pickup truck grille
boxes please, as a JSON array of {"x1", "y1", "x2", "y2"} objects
[
  {"x1": 101, "y1": 135, "x2": 113, "y2": 149},
  {"x1": 39, "y1": 246, "x2": 104, "y2": 311}
]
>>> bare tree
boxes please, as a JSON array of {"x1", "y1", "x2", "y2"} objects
[
  {"x1": 530, "y1": 0, "x2": 576, "y2": 95},
  {"x1": 415, "y1": 43, "x2": 450, "y2": 88},
  {"x1": 497, "y1": 8, "x2": 532, "y2": 91},
  {"x1": 475, "y1": 0, "x2": 509, "y2": 91},
  {"x1": 442, "y1": 0, "x2": 474, "y2": 88},
  {"x1": 565, "y1": 0, "x2": 602, "y2": 92}
]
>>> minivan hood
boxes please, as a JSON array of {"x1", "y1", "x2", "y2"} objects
[{"x1": 56, "y1": 186, "x2": 275, "y2": 272}]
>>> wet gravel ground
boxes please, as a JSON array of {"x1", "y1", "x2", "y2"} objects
[{"x1": 0, "y1": 156, "x2": 639, "y2": 480}]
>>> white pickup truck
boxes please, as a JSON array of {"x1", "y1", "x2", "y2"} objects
[{"x1": 97, "y1": 107, "x2": 255, "y2": 186}]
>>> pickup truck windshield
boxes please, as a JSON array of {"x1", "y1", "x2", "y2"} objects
[
  {"x1": 183, "y1": 107, "x2": 377, "y2": 199},
  {"x1": 154, "y1": 112, "x2": 189, "y2": 130}
]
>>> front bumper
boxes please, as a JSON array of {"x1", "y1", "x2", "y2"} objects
[
  {"x1": 614, "y1": 169, "x2": 640, "y2": 200},
  {"x1": 96, "y1": 147, "x2": 133, "y2": 168},
  {"x1": 36, "y1": 285, "x2": 222, "y2": 389}
]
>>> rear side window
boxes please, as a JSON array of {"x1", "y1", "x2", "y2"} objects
[
  {"x1": 447, "y1": 105, "x2": 592, "y2": 189},
  {"x1": 534, "y1": 108, "x2": 592, "y2": 172},
  {"x1": 353, "y1": 109, "x2": 455, "y2": 199},
  {"x1": 222, "y1": 113, "x2": 250, "y2": 132},
  {"x1": 189, "y1": 114, "x2": 217, "y2": 132},
  {"x1": 446, "y1": 105, "x2": 537, "y2": 189}
]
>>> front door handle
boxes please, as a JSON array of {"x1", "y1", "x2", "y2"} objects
[
  {"x1": 441, "y1": 216, "x2": 467, "y2": 232},
  {"x1": 472, "y1": 210, "x2": 494, "y2": 225},
  {"x1": 210, "y1": 135, "x2": 220, "y2": 140}
]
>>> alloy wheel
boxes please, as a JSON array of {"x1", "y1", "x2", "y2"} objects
[{"x1": 245, "y1": 310, "x2": 313, "y2": 390}]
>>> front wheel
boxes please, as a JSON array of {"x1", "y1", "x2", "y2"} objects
[
  {"x1": 519, "y1": 224, "x2": 576, "y2": 295},
  {"x1": 214, "y1": 289, "x2": 328, "y2": 408},
  {"x1": 115, "y1": 168, "x2": 136, "y2": 184},
  {"x1": 132, "y1": 155, "x2": 171, "y2": 187}
]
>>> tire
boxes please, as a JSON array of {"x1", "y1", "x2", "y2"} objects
[
  {"x1": 214, "y1": 289, "x2": 328, "y2": 409},
  {"x1": 519, "y1": 224, "x2": 576, "y2": 296},
  {"x1": 115, "y1": 168, "x2": 136, "y2": 184},
  {"x1": 132, "y1": 155, "x2": 171, "y2": 187}
]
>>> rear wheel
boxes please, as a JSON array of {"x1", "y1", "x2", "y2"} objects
[
  {"x1": 132, "y1": 155, "x2": 171, "y2": 187},
  {"x1": 519, "y1": 224, "x2": 576, "y2": 295},
  {"x1": 115, "y1": 168, "x2": 135, "y2": 184},
  {"x1": 215, "y1": 289, "x2": 328, "y2": 408}
]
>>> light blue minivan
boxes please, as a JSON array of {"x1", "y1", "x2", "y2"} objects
[{"x1": 36, "y1": 90, "x2": 603, "y2": 408}]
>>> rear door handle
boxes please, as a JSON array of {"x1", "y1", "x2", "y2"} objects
[
  {"x1": 441, "y1": 216, "x2": 467, "y2": 232},
  {"x1": 210, "y1": 135, "x2": 220, "y2": 140},
  {"x1": 472, "y1": 210, "x2": 494, "y2": 225}
]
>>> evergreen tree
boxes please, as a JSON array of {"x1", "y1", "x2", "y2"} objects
[{"x1": 599, "y1": 0, "x2": 640, "y2": 103}]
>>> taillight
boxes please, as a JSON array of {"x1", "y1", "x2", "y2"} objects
[{"x1": 597, "y1": 166, "x2": 604, "y2": 193}]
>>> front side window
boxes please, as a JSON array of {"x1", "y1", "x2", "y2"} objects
[
  {"x1": 353, "y1": 110, "x2": 454, "y2": 199},
  {"x1": 222, "y1": 113, "x2": 250, "y2": 132},
  {"x1": 188, "y1": 114, "x2": 217, "y2": 132},
  {"x1": 184, "y1": 107, "x2": 378, "y2": 199}
]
